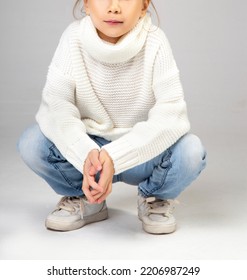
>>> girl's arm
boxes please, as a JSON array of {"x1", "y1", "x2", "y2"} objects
[
  {"x1": 36, "y1": 24, "x2": 100, "y2": 174},
  {"x1": 102, "y1": 33, "x2": 190, "y2": 175}
]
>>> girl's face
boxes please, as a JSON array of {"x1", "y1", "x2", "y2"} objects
[{"x1": 83, "y1": 0, "x2": 150, "y2": 44}]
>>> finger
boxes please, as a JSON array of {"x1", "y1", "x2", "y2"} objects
[
  {"x1": 82, "y1": 177, "x2": 96, "y2": 203},
  {"x1": 92, "y1": 191, "x2": 104, "y2": 202},
  {"x1": 84, "y1": 158, "x2": 103, "y2": 193},
  {"x1": 89, "y1": 165, "x2": 97, "y2": 176},
  {"x1": 96, "y1": 175, "x2": 112, "y2": 203},
  {"x1": 98, "y1": 167, "x2": 112, "y2": 190},
  {"x1": 89, "y1": 150, "x2": 102, "y2": 171},
  {"x1": 90, "y1": 189, "x2": 101, "y2": 196},
  {"x1": 87, "y1": 175, "x2": 103, "y2": 193},
  {"x1": 97, "y1": 184, "x2": 112, "y2": 203},
  {"x1": 91, "y1": 187, "x2": 108, "y2": 203}
]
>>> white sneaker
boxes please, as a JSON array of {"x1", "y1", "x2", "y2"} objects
[
  {"x1": 45, "y1": 196, "x2": 108, "y2": 231},
  {"x1": 138, "y1": 195, "x2": 177, "y2": 234}
]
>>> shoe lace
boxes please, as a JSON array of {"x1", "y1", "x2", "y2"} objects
[
  {"x1": 145, "y1": 197, "x2": 178, "y2": 217},
  {"x1": 57, "y1": 196, "x2": 84, "y2": 213}
]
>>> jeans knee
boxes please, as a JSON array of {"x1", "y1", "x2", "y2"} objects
[
  {"x1": 17, "y1": 124, "x2": 49, "y2": 170},
  {"x1": 185, "y1": 134, "x2": 206, "y2": 172},
  {"x1": 177, "y1": 134, "x2": 207, "y2": 173},
  {"x1": 17, "y1": 128, "x2": 30, "y2": 163}
]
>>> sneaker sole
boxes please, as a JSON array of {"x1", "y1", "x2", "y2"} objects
[
  {"x1": 45, "y1": 208, "x2": 108, "y2": 231},
  {"x1": 140, "y1": 217, "x2": 176, "y2": 234},
  {"x1": 142, "y1": 222, "x2": 176, "y2": 234}
]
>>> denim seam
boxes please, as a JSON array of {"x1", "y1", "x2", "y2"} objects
[
  {"x1": 157, "y1": 148, "x2": 172, "y2": 189},
  {"x1": 47, "y1": 145, "x2": 78, "y2": 190}
]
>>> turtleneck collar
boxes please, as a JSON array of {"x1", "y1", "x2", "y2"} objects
[{"x1": 79, "y1": 14, "x2": 152, "y2": 64}]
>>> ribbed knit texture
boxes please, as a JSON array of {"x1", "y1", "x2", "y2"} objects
[{"x1": 36, "y1": 15, "x2": 190, "y2": 175}]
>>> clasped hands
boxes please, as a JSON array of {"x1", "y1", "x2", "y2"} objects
[{"x1": 82, "y1": 149, "x2": 114, "y2": 204}]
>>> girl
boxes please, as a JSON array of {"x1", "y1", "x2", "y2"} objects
[{"x1": 18, "y1": 0, "x2": 206, "y2": 234}]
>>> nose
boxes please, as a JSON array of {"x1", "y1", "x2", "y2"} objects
[{"x1": 108, "y1": 0, "x2": 121, "y2": 14}]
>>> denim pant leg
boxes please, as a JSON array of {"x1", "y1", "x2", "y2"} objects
[
  {"x1": 119, "y1": 134, "x2": 207, "y2": 199},
  {"x1": 17, "y1": 124, "x2": 85, "y2": 196},
  {"x1": 18, "y1": 126, "x2": 206, "y2": 199}
]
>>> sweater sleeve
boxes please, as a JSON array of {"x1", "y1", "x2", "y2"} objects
[
  {"x1": 103, "y1": 32, "x2": 190, "y2": 174},
  {"x1": 36, "y1": 23, "x2": 100, "y2": 174}
]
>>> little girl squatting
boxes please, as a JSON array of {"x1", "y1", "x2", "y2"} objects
[{"x1": 18, "y1": 0, "x2": 206, "y2": 234}]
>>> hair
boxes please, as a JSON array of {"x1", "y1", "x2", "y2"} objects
[
  {"x1": 73, "y1": 0, "x2": 83, "y2": 18},
  {"x1": 73, "y1": 0, "x2": 160, "y2": 25}
]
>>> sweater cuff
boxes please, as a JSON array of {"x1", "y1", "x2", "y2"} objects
[
  {"x1": 65, "y1": 135, "x2": 100, "y2": 174},
  {"x1": 102, "y1": 138, "x2": 139, "y2": 175}
]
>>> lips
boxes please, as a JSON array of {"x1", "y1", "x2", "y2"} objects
[{"x1": 104, "y1": 20, "x2": 123, "y2": 25}]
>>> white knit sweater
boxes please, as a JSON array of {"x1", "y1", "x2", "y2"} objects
[{"x1": 36, "y1": 15, "x2": 190, "y2": 175}]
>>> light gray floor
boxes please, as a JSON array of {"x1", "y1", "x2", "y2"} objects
[{"x1": 0, "y1": 126, "x2": 246, "y2": 260}]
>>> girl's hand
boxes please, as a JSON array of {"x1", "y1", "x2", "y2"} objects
[
  {"x1": 94, "y1": 149, "x2": 114, "y2": 203},
  {"x1": 82, "y1": 149, "x2": 114, "y2": 204},
  {"x1": 82, "y1": 149, "x2": 103, "y2": 203}
]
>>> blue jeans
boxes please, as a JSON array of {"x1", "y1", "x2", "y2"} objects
[{"x1": 17, "y1": 124, "x2": 206, "y2": 199}]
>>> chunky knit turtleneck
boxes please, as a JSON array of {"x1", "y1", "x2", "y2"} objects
[
  {"x1": 80, "y1": 15, "x2": 151, "y2": 63},
  {"x1": 36, "y1": 15, "x2": 190, "y2": 174}
]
